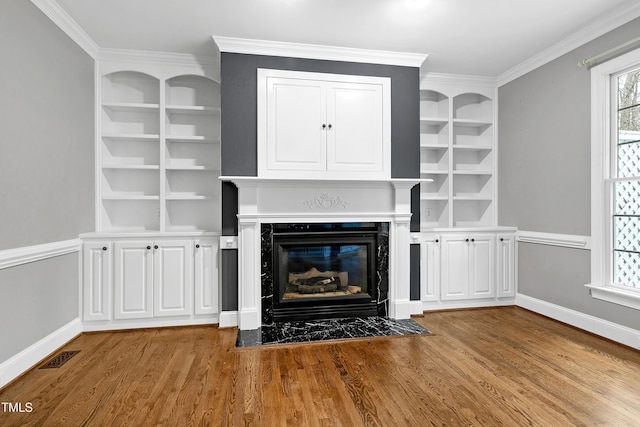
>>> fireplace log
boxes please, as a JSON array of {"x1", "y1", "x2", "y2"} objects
[
  {"x1": 348, "y1": 286, "x2": 362, "y2": 294},
  {"x1": 298, "y1": 283, "x2": 339, "y2": 294}
]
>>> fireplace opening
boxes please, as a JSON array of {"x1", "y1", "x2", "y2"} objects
[{"x1": 262, "y1": 223, "x2": 388, "y2": 323}]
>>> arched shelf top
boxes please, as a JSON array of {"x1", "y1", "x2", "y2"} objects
[
  {"x1": 166, "y1": 74, "x2": 220, "y2": 109},
  {"x1": 101, "y1": 71, "x2": 160, "y2": 105},
  {"x1": 420, "y1": 89, "x2": 449, "y2": 121},
  {"x1": 420, "y1": 89, "x2": 448, "y2": 100},
  {"x1": 452, "y1": 92, "x2": 493, "y2": 122}
]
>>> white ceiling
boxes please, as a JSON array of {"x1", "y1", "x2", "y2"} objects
[{"x1": 54, "y1": 0, "x2": 640, "y2": 76}]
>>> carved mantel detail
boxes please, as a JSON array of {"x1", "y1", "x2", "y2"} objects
[{"x1": 303, "y1": 193, "x2": 350, "y2": 210}]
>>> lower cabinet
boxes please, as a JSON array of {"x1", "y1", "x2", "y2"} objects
[
  {"x1": 113, "y1": 240, "x2": 192, "y2": 319},
  {"x1": 420, "y1": 229, "x2": 516, "y2": 308},
  {"x1": 441, "y1": 233, "x2": 495, "y2": 300},
  {"x1": 82, "y1": 234, "x2": 219, "y2": 328}
]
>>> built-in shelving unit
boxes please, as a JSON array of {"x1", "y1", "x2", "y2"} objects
[
  {"x1": 419, "y1": 80, "x2": 497, "y2": 229},
  {"x1": 96, "y1": 55, "x2": 221, "y2": 234}
]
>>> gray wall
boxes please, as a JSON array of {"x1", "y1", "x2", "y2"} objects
[
  {"x1": 0, "y1": 1, "x2": 94, "y2": 363},
  {"x1": 498, "y1": 17, "x2": 640, "y2": 330}
]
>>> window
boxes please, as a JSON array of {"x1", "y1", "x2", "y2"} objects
[
  {"x1": 588, "y1": 48, "x2": 640, "y2": 309},
  {"x1": 612, "y1": 68, "x2": 640, "y2": 288}
]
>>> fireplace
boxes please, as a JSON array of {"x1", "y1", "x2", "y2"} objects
[
  {"x1": 219, "y1": 176, "x2": 420, "y2": 330},
  {"x1": 262, "y1": 223, "x2": 389, "y2": 324}
]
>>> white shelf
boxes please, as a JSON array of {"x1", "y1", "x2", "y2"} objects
[
  {"x1": 453, "y1": 144, "x2": 492, "y2": 151},
  {"x1": 420, "y1": 194, "x2": 449, "y2": 201},
  {"x1": 419, "y1": 85, "x2": 496, "y2": 229},
  {"x1": 166, "y1": 165, "x2": 219, "y2": 171},
  {"x1": 102, "y1": 133, "x2": 160, "y2": 141},
  {"x1": 420, "y1": 117, "x2": 449, "y2": 125},
  {"x1": 102, "y1": 164, "x2": 160, "y2": 170},
  {"x1": 166, "y1": 105, "x2": 219, "y2": 114},
  {"x1": 98, "y1": 66, "x2": 221, "y2": 234},
  {"x1": 165, "y1": 135, "x2": 218, "y2": 143},
  {"x1": 102, "y1": 102, "x2": 160, "y2": 112},
  {"x1": 102, "y1": 195, "x2": 160, "y2": 200},
  {"x1": 453, "y1": 170, "x2": 493, "y2": 176},
  {"x1": 453, "y1": 119, "x2": 492, "y2": 128}
]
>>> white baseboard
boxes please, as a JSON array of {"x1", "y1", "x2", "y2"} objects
[
  {"x1": 422, "y1": 298, "x2": 516, "y2": 312},
  {"x1": 219, "y1": 311, "x2": 238, "y2": 328},
  {"x1": 82, "y1": 316, "x2": 219, "y2": 332},
  {"x1": 516, "y1": 293, "x2": 640, "y2": 350},
  {"x1": 0, "y1": 318, "x2": 83, "y2": 390}
]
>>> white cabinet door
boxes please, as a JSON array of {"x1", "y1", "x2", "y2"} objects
[
  {"x1": 497, "y1": 234, "x2": 516, "y2": 297},
  {"x1": 194, "y1": 239, "x2": 219, "y2": 315},
  {"x1": 83, "y1": 242, "x2": 112, "y2": 321},
  {"x1": 258, "y1": 69, "x2": 390, "y2": 179},
  {"x1": 468, "y1": 234, "x2": 495, "y2": 299},
  {"x1": 154, "y1": 240, "x2": 192, "y2": 317},
  {"x1": 114, "y1": 241, "x2": 153, "y2": 319},
  {"x1": 441, "y1": 233, "x2": 495, "y2": 301},
  {"x1": 265, "y1": 76, "x2": 326, "y2": 172},
  {"x1": 440, "y1": 234, "x2": 469, "y2": 300},
  {"x1": 420, "y1": 235, "x2": 440, "y2": 302},
  {"x1": 327, "y1": 82, "x2": 384, "y2": 173}
]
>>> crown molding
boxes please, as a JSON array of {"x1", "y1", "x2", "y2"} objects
[
  {"x1": 212, "y1": 36, "x2": 428, "y2": 68},
  {"x1": 30, "y1": 0, "x2": 99, "y2": 58},
  {"x1": 97, "y1": 48, "x2": 218, "y2": 67},
  {"x1": 497, "y1": 2, "x2": 640, "y2": 86},
  {"x1": 420, "y1": 72, "x2": 498, "y2": 88}
]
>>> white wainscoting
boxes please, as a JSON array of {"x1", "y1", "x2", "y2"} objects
[{"x1": 516, "y1": 293, "x2": 640, "y2": 350}]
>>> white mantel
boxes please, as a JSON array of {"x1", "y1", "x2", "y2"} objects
[{"x1": 220, "y1": 176, "x2": 430, "y2": 330}]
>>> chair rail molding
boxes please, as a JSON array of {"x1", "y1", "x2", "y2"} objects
[
  {"x1": 0, "y1": 239, "x2": 82, "y2": 270},
  {"x1": 516, "y1": 230, "x2": 591, "y2": 250}
]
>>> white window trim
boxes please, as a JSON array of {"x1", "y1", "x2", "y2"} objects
[{"x1": 586, "y1": 47, "x2": 640, "y2": 310}]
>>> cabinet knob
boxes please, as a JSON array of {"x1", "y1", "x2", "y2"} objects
[
  {"x1": 146, "y1": 245, "x2": 151, "y2": 250},
  {"x1": 327, "y1": 124, "x2": 333, "y2": 129},
  {"x1": 195, "y1": 244, "x2": 200, "y2": 249},
  {"x1": 500, "y1": 238, "x2": 504, "y2": 242},
  {"x1": 102, "y1": 246, "x2": 107, "y2": 251},
  {"x1": 466, "y1": 238, "x2": 469, "y2": 242},
  {"x1": 154, "y1": 245, "x2": 159, "y2": 250},
  {"x1": 322, "y1": 124, "x2": 327, "y2": 129},
  {"x1": 435, "y1": 239, "x2": 439, "y2": 243},
  {"x1": 471, "y1": 238, "x2": 475, "y2": 242}
]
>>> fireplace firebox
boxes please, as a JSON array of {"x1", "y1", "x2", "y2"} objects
[{"x1": 261, "y1": 223, "x2": 389, "y2": 324}]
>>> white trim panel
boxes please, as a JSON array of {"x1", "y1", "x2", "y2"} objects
[
  {"x1": 30, "y1": 0, "x2": 99, "y2": 58},
  {"x1": 0, "y1": 318, "x2": 83, "y2": 390},
  {"x1": 82, "y1": 316, "x2": 218, "y2": 332},
  {"x1": 516, "y1": 293, "x2": 640, "y2": 350},
  {"x1": 213, "y1": 36, "x2": 428, "y2": 67},
  {"x1": 0, "y1": 239, "x2": 82, "y2": 270},
  {"x1": 517, "y1": 230, "x2": 591, "y2": 250},
  {"x1": 219, "y1": 311, "x2": 238, "y2": 328},
  {"x1": 586, "y1": 284, "x2": 640, "y2": 312}
]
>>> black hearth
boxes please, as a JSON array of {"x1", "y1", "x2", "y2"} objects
[{"x1": 261, "y1": 223, "x2": 389, "y2": 324}]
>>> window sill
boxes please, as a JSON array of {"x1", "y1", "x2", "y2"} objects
[{"x1": 585, "y1": 284, "x2": 640, "y2": 311}]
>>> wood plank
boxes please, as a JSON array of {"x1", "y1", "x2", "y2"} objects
[{"x1": 2, "y1": 308, "x2": 640, "y2": 425}]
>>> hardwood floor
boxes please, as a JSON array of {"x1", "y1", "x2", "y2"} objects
[{"x1": 2, "y1": 307, "x2": 640, "y2": 426}]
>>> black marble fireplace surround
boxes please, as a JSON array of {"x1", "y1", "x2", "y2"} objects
[{"x1": 261, "y1": 222, "x2": 389, "y2": 326}]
